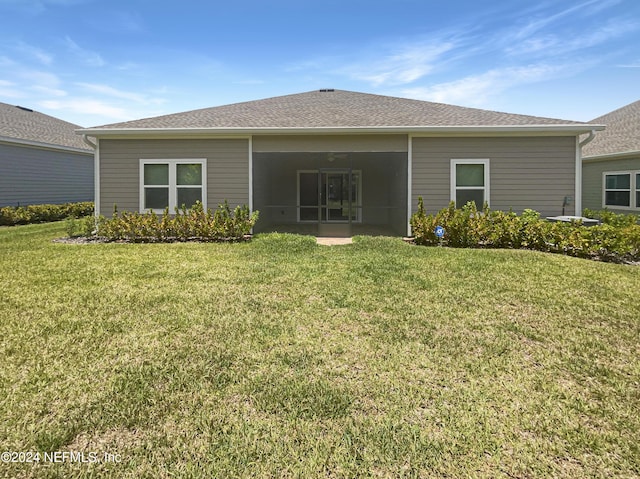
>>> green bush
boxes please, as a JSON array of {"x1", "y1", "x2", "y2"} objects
[
  {"x1": 411, "y1": 197, "x2": 640, "y2": 263},
  {"x1": 65, "y1": 216, "x2": 96, "y2": 238},
  {"x1": 95, "y1": 201, "x2": 259, "y2": 242},
  {"x1": 583, "y1": 208, "x2": 639, "y2": 227},
  {"x1": 0, "y1": 202, "x2": 94, "y2": 226}
]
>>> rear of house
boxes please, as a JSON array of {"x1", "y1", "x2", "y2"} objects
[
  {"x1": 0, "y1": 103, "x2": 94, "y2": 207},
  {"x1": 582, "y1": 100, "x2": 640, "y2": 214},
  {"x1": 80, "y1": 90, "x2": 599, "y2": 236}
]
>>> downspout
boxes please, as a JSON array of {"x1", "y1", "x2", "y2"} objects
[
  {"x1": 575, "y1": 130, "x2": 596, "y2": 216},
  {"x1": 579, "y1": 130, "x2": 596, "y2": 148},
  {"x1": 407, "y1": 134, "x2": 413, "y2": 237},
  {"x1": 83, "y1": 135, "x2": 99, "y2": 227},
  {"x1": 82, "y1": 134, "x2": 96, "y2": 150}
]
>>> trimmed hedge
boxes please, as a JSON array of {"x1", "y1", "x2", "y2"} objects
[
  {"x1": 410, "y1": 198, "x2": 640, "y2": 263},
  {"x1": 93, "y1": 201, "x2": 258, "y2": 242},
  {"x1": 0, "y1": 202, "x2": 94, "y2": 226}
]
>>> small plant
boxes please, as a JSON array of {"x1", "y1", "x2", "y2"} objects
[{"x1": 64, "y1": 216, "x2": 96, "y2": 238}]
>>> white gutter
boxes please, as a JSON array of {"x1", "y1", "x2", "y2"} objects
[
  {"x1": 579, "y1": 130, "x2": 596, "y2": 148},
  {"x1": 1, "y1": 135, "x2": 92, "y2": 154},
  {"x1": 77, "y1": 124, "x2": 605, "y2": 138},
  {"x1": 575, "y1": 129, "x2": 598, "y2": 215},
  {"x1": 583, "y1": 150, "x2": 640, "y2": 162},
  {"x1": 82, "y1": 134, "x2": 97, "y2": 149}
]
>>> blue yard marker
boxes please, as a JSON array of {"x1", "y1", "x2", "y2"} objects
[{"x1": 434, "y1": 225, "x2": 445, "y2": 247}]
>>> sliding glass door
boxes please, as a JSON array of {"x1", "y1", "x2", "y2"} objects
[{"x1": 298, "y1": 169, "x2": 361, "y2": 223}]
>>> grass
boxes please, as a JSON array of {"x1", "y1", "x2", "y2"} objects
[{"x1": 1, "y1": 222, "x2": 639, "y2": 478}]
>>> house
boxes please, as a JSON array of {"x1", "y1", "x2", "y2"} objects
[
  {"x1": 0, "y1": 102, "x2": 94, "y2": 207},
  {"x1": 78, "y1": 90, "x2": 601, "y2": 237},
  {"x1": 582, "y1": 100, "x2": 640, "y2": 214}
]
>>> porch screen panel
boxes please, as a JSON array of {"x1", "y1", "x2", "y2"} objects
[{"x1": 299, "y1": 172, "x2": 319, "y2": 221}]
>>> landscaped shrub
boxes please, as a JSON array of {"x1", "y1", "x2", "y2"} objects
[
  {"x1": 65, "y1": 215, "x2": 96, "y2": 238},
  {"x1": 583, "y1": 208, "x2": 639, "y2": 227},
  {"x1": 93, "y1": 201, "x2": 258, "y2": 242},
  {"x1": 410, "y1": 197, "x2": 640, "y2": 263},
  {"x1": 0, "y1": 202, "x2": 94, "y2": 226}
]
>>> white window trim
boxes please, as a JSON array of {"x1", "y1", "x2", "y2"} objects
[
  {"x1": 602, "y1": 170, "x2": 638, "y2": 210},
  {"x1": 139, "y1": 159, "x2": 207, "y2": 213},
  {"x1": 450, "y1": 159, "x2": 490, "y2": 208}
]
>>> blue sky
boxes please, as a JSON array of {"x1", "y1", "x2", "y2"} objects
[{"x1": 0, "y1": 0, "x2": 638, "y2": 126}]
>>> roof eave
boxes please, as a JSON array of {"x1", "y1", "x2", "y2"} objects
[
  {"x1": 0, "y1": 135, "x2": 93, "y2": 154},
  {"x1": 582, "y1": 150, "x2": 640, "y2": 162},
  {"x1": 77, "y1": 124, "x2": 603, "y2": 138}
]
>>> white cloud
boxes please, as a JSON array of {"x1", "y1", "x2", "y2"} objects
[
  {"x1": 0, "y1": 0, "x2": 92, "y2": 14},
  {"x1": 39, "y1": 98, "x2": 131, "y2": 121},
  {"x1": 0, "y1": 56, "x2": 15, "y2": 67},
  {"x1": 346, "y1": 41, "x2": 457, "y2": 86},
  {"x1": 17, "y1": 69, "x2": 61, "y2": 89},
  {"x1": 401, "y1": 64, "x2": 569, "y2": 107},
  {"x1": 31, "y1": 85, "x2": 67, "y2": 97},
  {"x1": 15, "y1": 41, "x2": 54, "y2": 65},
  {"x1": 75, "y1": 82, "x2": 167, "y2": 108},
  {"x1": 0, "y1": 79, "x2": 25, "y2": 99},
  {"x1": 507, "y1": 18, "x2": 639, "y2": 57},
  {"x1": 76, "y1": 83, "x2": 147, "y2": 103},
  {"x1": 508, "y1": 1, "x2": 598, "y2": 41},
  {"x1": 617, "y1": 61, "x2": 640, "y2": 68},
  {"x1": 64, "y1": 36, "x2": 105, "y2": 67}
]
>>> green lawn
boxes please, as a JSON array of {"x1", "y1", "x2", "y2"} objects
[{"x1": 1, "y1": 222, "x2": 639, "y2": 478}]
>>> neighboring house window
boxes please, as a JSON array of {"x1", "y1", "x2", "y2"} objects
[
  {"x1": 451, "y1": 159, "x2": 490, "y2": 209},
  {"x1": 140, "y1": 159, "x2": 206, "y2": 212},
  {"x1": 603, "y1": 171, "x2": 634, "y2": 209}
]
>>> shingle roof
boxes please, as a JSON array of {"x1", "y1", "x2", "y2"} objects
[
  {"x1": 87, "y1": 89, "x2": 587, "y2": 130},
  {"x1": 582, "y1": 100, "x2": 640, "y2": 158},
  {"x1": 0, "y1": 102, "x2": 91, "y2": 151}
]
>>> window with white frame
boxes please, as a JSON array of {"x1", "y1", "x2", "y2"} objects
[
  {"x1": 602, "y1": 171, "x2": 639, "y2": 209},
  {"x1": 451, "y1": 159, "x2": 490, "y2": 209},
  {"x1": 140, "y1": 159, "x2": 206, "y2": 213}
]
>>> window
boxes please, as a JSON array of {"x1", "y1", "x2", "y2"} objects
[
  {"x1": 451, "y1": 159, "x2": 490, "y2": 209},
  {"x1": 602, "y1": 171, "x2": 639, "y2": 209},
  {"x1": 140, "y1": 159, "x2": 206, "y2": 212}
]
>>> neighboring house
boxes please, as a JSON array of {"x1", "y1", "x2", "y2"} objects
[
  {"x1": 78, "y1": 90, "x2": 600, "y2": 237},
  {"x1": 582, "y1": 100, "x2": 640, "y2": 214},
  {"x1": 0, "y1": 102, "x2": 94, "y2": 207}
]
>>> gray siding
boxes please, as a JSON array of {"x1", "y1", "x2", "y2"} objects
[
  {"x1": 99, "y1": 138, "x2": 249, "y2": 217},
  {"x1": 0, "y1": 142, "x2": 93, "y2": 207},
  {"x1": 582, "y1": 156, "x2": 640, "y2": 213},
  {"x1": 412, "y1": 136, "x2": 576, "y2": 217}
]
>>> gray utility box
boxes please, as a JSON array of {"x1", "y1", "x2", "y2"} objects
[{"x1": 545, "y1": 216, "x2": 600, "y2": 227}]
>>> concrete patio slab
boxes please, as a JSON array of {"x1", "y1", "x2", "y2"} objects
[{"x1": 316, "y1": 237, "x2": 353, "y2": 246}]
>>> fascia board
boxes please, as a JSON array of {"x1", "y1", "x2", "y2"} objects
[
  {"x1": 0, "y1": 135, "x2": 93, "y2": 154},
  {"x1": 582, "y1": 150, "x2": 640, "y2": 162},
  {"x1": 77, "y1": 124, "x2": 605, "y2": 138}
]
